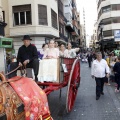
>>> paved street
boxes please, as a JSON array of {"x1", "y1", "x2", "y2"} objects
[{"x1": 48, "y1": 62, "x2": 120, "y2": 120}]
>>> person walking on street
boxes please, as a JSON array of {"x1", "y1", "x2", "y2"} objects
[
  {"x1": 87, "y1": 52, "x2": 93, "y2": 67},
  {"x1": 91, "y1": 52, "x2": 110, "y2": 100},
  {"x1": 113, "y1": 56, "x2": 120, "y2": 92}
]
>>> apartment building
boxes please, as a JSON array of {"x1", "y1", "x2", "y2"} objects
[
  {"x1": 57, "y1": 0, "x2": 68, "y2": 43},
  {"x1": 92, "y1": 22, "x2": 98, "y2": 49},
  {"x1": 61, "y1": 0, "x2": 79, "y2": 45},
  {"x1": 1, "y1": 0, "x2": 59, "y2": 53},
  {"x1": 97, "y1": 0, "x2": 120, "y2": 50},
  {"x1": 1, "y1": 0, "x2": 81, "y2": 53},
  {"x1": 80, "y1": 24, "x2": 86, "y2": 48},
  {"x1": 76, "y1": 12, "x2": 81, "y2": 47}
]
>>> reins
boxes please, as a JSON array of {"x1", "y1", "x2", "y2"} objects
[{"x1": 0, "y1": 65, "x2": 27, "y2": 86}]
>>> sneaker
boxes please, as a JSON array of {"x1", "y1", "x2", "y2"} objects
[{"x1": 115, "y1": 88, "x2": 119, "y2": 93}]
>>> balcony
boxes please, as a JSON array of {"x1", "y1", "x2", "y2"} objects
[
  {"x1": 72, "y1": 20, "x2": 78, "y2": 28},
  {"x1": 65, "y1": 13, "x2": 74, "y2": 32},
  {"x1": 72, "y1": 7, "x2": 77, "y2": 17},
  {"x1": 72, "y1": 0, "x2": 77, "y2": 8},
  {"x1": 72, "y1": 26, "x2": 79, "y2": 36},
  {"x1": 58, "y1": 9, "x2": 67, "y2": 24},
  {"x1": 58, "y1": 0, "x2": 67, "y2": 24},
  {"x1": 59, "y1": 32, "x2": 68, "y2": 42}
]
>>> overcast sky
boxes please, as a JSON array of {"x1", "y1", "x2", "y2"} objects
[{"x1": 76, "y1": 0, "x2": 98, "y2": 36}]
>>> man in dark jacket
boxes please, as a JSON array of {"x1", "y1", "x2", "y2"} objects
[
  {"x1": 9, "y1": 35, "x2": 39, "y2": 81},
  {"x1": 87, "y1": 52, "x2": 93, "y2": 67},
  {"x1": 113, "y1": 56, "x2": 120, "y2": 92}
]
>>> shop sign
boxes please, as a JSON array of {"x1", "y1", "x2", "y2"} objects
[{"x1": 114, "y1": 30, "x2": 120, "y2": 42}]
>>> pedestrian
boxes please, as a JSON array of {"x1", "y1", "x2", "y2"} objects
[
  {"x1": 8, "y1": 35, "x2": 39, "y2": 82},
  {"x1": 113, "y1": 56, "x2": 120, "y2": 92},
  {"x1": 87, "y1": 52, "x2": 92, "y2": 67},
  {"x1": 91, "y1": 52, "x2": 110, "y2": 100}
]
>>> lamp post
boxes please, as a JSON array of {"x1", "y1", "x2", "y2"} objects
[{"x1": 98, "y1": 21, "x2": 104, "y2": 52}]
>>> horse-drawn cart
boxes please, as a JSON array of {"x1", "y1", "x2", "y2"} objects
[
  {"x1": 37, "y1": 57, "x2": 81, "y2": 113},
  {"x1": 0, "y1": 57, "x2": 80, "y2": 120}
]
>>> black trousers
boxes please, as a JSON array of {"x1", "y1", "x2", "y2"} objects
[
  {"x1": 88, "y1": 60, "x2": 91, "y2": 67},
  {"x1": 115, "y1": 74, "x2": 120, "y2": 90},
  {"x1": 95, "y1": 77, "x2": 104, "y2": 97},
  {"x1": 8, "y1": 59, "x2": 39, "y2": 79}
]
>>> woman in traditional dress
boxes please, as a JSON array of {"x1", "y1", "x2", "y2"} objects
[
  {"x1": 43, "y1": 39, "x2": 59, "y2": 59},
  {"x1": 64, "y1": 42, "x2": 80, "y2": 58}
]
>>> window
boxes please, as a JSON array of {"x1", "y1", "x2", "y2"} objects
[
  {"x1": 38, "y1": 5, "x2": 48, "y2": 25},
  {"x1": 51, "y1": 9, "x2": 58, "y2": 29},
  {"x1": 2, "y1": 11, "x2": 5, "y2": 22},
  {"x1": 103, "y1": 18, "x2": 112, "y2": 25},
  {"x1": 59, "y1": 22, "x2": 64, "y2": 34},
  {"x1": 103, "y1": 30, "x2": 112, "y2": 37},
  {"x1": 112, "y1": 4, "x2": 120, "y2": 10},
  {"x1": 112, "y1": 17, "x2": 120, "y2": 23},
  {"x1": 14, "y1": 13, "x2": 19, "y2": 25},
  {"x1": 13, "y1": 4, "x2": 31, "y2": 26},
  {"x1": 58, "y1": 0, "x2": 63, "y2": 13},
  {"x1": 102, "y1": 5, "x2": 111, "y2": 13}
]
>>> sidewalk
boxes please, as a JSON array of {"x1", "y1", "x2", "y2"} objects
[{"x1": 48, "y1": 62, "x2": 120, "y2": 120}]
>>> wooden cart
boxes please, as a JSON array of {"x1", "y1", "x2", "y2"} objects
[{"x1": 37, "y1": 57, "x2": 81, "y2": 113}]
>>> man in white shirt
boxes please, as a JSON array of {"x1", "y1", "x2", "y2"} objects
[{"x1": 91, "y1": 52, "x2": 110, "y2": 100}]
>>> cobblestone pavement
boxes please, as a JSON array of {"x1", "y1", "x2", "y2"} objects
[{"x1": 48, "y1": 62, "x2": 120, "y2": 120}]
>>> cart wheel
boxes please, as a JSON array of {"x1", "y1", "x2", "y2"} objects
[{"x1": 66, "y1": 59, "x2": 80, "y2": 113}]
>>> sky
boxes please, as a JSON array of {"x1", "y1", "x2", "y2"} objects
[{"x1": 76, "y1": 0, "x2": 98, "y2": 36}]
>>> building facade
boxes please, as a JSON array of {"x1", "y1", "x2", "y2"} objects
[
  {"x1": 2, "y1": 0, "x2": 59, "y2": 53},
  {"x1": 57, "y1": 0, "x2": 68, "y2": 43},
  {"x1": 2, "y1": 0, "x2": 81, "y2": 54},
  {"x1": 76, "y1": 12, "x2": 81, "y2": 47},
  {"x1": 0, "y1": 0, "x2": 7, "y2": 37},
  {"x1": 61, "y1": 0, "x2": 79, "y2": 46},
  {"x1": 97, "y1": 0, "x2": 120, "y2": 50},
  {"x1": 92, "y1": 22, "x2": 98, "y2": 49},
  {"x1": 80, "y1": 24, "x2": 86, "y2": 48}
]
